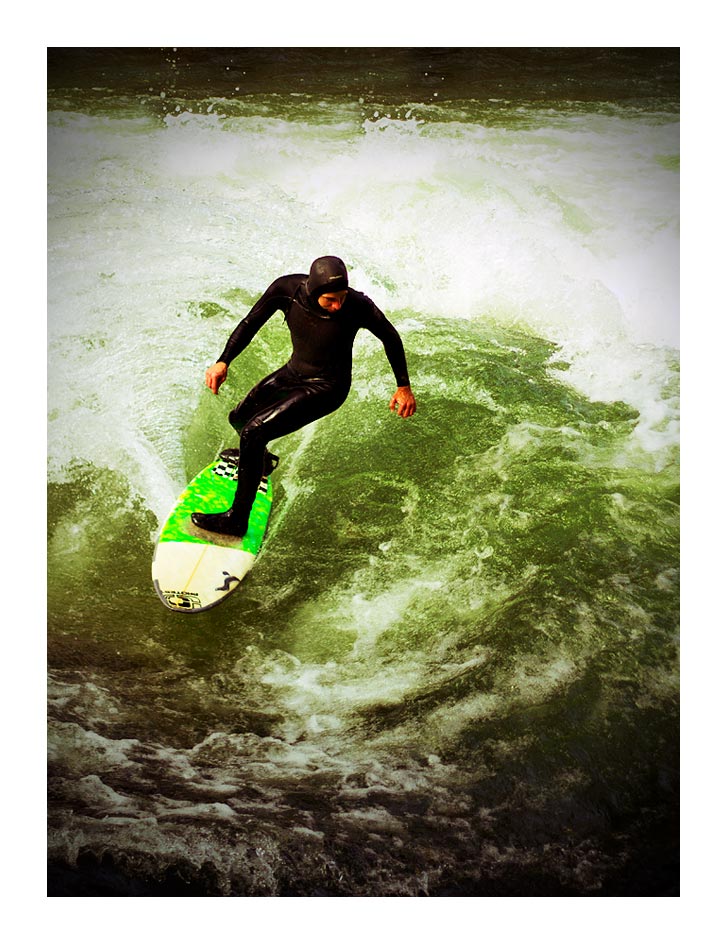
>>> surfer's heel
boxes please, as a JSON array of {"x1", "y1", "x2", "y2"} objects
[
  {"x1": 191, "y1": 510, "x2": 249, "y2": 537},
  {"x1": 263, "y1": 451, "x2": 279, "y2": 476},
  {"x1": 218, "y1": 448, "x2": 277, "y2": 476}
]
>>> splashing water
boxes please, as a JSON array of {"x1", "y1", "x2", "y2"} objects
[{"x1": 47, "y1": 49, "x2": 679, "y2": 896}]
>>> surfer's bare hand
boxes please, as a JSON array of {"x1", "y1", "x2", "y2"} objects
[
  {"x1": 205, "y1": 361, "x2": 228, "y2": 395},
  {"x1": 390, "y1": 386, "x2": 417, "y2": 418}
]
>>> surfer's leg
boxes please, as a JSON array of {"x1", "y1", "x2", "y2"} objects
[
  {"x1": 193, "y1": 380, "x2": 345, "y2": 536},
  {"x1": 233, "y1": 385, "x2": 338, "y2": 517},
  {"x1": 224, "y1": 366, "x2": 291, "y2": 478},
  {"x1": 228, "y1": 366, "x2": 292, "y2": 434}
]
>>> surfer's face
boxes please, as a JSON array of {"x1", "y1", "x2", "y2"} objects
[{"x1": 317, "y1": 291, "x2": 348, "y2": 313}]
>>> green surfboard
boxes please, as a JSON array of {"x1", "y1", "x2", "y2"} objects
[{"x1": 152, "y1": 450, "x2": 274, "y2": 612}]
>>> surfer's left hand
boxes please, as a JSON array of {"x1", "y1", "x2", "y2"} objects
[{"x1": 390, "y1": 386, "x2": 417, "y2": 418}]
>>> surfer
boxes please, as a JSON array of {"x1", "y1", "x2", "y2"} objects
[{"x1": 192, "y1": 256, "x2": 417, "y2": 537}]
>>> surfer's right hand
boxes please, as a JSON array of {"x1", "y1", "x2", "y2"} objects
[{"x1": 205, "y1": 361, "x2": 228, "y2": 394}]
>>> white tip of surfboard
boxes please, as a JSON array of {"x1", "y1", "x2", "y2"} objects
[{"x1": 152, "y1": 541, "x2": 256, "y2": 612}]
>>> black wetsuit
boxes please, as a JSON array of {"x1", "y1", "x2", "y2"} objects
[{"x1": 195, "y1": 272, "x2": 411, "y2": 534}]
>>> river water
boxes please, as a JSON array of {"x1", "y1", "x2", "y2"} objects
[{"x1": 47, "y1": 47, "x2": 679, "y2": 896}]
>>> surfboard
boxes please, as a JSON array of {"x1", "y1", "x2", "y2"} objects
[{"x1": 152, "y1": 450, "x2": 274, "y2": 612}]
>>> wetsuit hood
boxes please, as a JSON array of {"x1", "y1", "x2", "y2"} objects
[{"x1": 305, "y1": 256, "x2": 349, "y2": 301}]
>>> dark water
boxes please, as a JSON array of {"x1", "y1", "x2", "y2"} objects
[
  {"x1": 47, "y1": 48, "x2": 679, "y2": 896},
  {"x1": 48, "y1": 46, "x2": 678, "y2": 106}
]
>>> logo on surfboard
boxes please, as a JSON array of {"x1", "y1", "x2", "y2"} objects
[
  {"x1": 215, "y1": 571, "x2": 241, "y2": 591},
  {"x1": 162, "y1": 590, "x2": 203, "y2": 609}
]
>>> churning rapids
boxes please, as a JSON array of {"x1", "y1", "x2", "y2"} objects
[{"x1": 47, "y1": 48, "x2": 679, "y2": 896}]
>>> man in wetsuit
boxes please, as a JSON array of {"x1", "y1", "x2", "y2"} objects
[{"x1": 192, "y1": 256, "x2": 416, "y2": 537}]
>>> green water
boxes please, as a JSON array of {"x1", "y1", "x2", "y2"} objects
[{"x1": 47, "y1": 48, "x2": 679, "y2": 896}]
